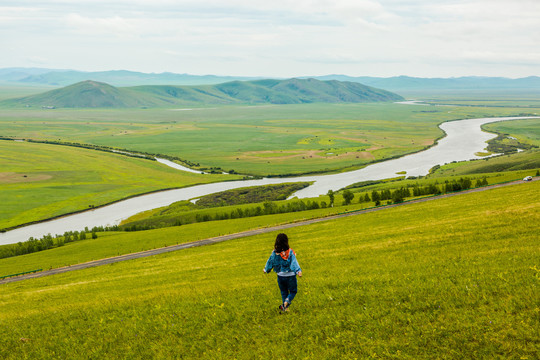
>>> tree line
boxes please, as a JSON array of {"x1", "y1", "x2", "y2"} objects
[
  {"x1": 0, "y1": 228, "x2": 99, "y2": 260},
  {"x1": 122, "y1": 176, "x2": 487, "y2": 231}
]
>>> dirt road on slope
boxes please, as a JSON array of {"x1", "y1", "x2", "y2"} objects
[{"x1": 1, "y1": 178, "x2": 536, "y2": 285}]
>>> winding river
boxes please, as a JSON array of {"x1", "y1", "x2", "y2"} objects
[{"x1": 1, "y1": 116, "x2": 538, "y2": 245}]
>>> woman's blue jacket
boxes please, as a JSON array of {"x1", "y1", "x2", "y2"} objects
[{"x1": 264, "y1": 249, "x2": 301, "y2": 276}]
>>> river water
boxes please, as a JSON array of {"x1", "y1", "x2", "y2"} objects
[{"x1": 1, "y1": 116, "x2": 537, "y2": 245}]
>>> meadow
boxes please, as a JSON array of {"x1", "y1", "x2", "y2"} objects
[
  {"x1": 0, "y1": 140, "x2": 235, "y2": 230},
  {"x1": 0, "y1": 180, "x2": 538, "y2": 359},
  {"x1": 1, "y1": 101, "x2": 538, "y2": 176},
  {"x1": 1, "y1": 94, "x2": 538, "y2": 235},
  {"x1": 483, "y1": 120, "x2": 540, "y2": 147}
]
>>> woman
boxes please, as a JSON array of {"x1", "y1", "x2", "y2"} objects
[{"x1": 263, "y1": 233, "x2": 302, "y2": 312}]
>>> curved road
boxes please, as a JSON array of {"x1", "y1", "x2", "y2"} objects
[{"x1": 1, "y1": 178, "x2": 535, "y2": 285}]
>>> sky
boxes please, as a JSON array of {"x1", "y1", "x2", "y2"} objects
[{"x1": 1, "y1": 0, "x2": 540, "y2": 78}]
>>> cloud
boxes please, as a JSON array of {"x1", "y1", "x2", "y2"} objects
[
  {"x1": 1, "y1": 0, "x2": 539, "y2": 77},
  {"x1": 65, "y1": 13, "x2": 138, "y2": 37}
]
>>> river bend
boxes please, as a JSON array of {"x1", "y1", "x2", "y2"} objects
[{"x1": 1, "y1": 116, "x2": 538, "y2": 245}]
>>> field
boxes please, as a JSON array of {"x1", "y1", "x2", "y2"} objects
[
  {"x1": 483, "y1": 120, "x2": 540, "y2": 146},
  {"x1": 0, "y1": 180, "x2": 538, "y2": 359},
  {"x1": 1, "y1": 101, "x2": 539, "y2": 176},
  {"x1": 0, "y1": 140, "x2": 235, "y2": 230},
  {"x1": 433, "y1": 150, "x2": 540, "y2": 176},
  {"x1": 1, "y1": 96, "x2": 538, "y2": 231}
]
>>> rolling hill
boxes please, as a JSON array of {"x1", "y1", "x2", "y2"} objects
[
  {"x1": 1, "y1": 78, "x2": 404, "y2": 108},
  {"x1": 2, "y1": 68, "x2": 540, "y2": 95},
  {"x1": 2, "y1": 80, "x2": 151, "y2": 108}
]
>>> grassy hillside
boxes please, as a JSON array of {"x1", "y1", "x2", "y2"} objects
[
  {"x1": 1, "y1": 78, "x2": 404, "y2": 109},
  {"x1": 2, "y1": 80, "x2": 154, "y2": 108},
  {"x1": 0, "y1": 181, "x2": 538, "y2": 359}
]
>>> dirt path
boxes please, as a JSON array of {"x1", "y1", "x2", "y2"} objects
[{"x1": 1, "y1": 178, "x2": 535, "y2": 285}]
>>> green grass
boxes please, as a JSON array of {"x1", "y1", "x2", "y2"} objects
[
  {"x1": 432, "y1": 150, "x2": 540, "y2": 176},
  {"x1": 0, "y1": 140, "x2": 236, "y2": 230},
  {"x1": 0, "y1": 181, "x2": 538, "y2": 359},
  {"x1": 483, "y1": 119, "x2": 540, "y2": 147},
  {"x1": 2, "y1": 102, "x2": 538, "y2": 176},
  {"x1": 0, "y1": 85, "x2": 56, "y2": 101}
]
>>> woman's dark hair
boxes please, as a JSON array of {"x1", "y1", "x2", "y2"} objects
[{"x1": 274, "y1": 233, "x2": 289, "y2": 253}]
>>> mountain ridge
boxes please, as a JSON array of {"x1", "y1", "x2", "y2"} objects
[
  {"x1": 1, "y1": 78, "x2": 404, "y2": 108},
  {"x1": 1, "y1": 68, "x2": 539, "y2": 91}
]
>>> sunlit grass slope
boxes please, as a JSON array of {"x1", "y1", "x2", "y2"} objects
[
  {"x1": 0, "y1": 140, "x2": 236, "y2": 230},
  {"x1": 1, "y1": 181, "x2": 538, "y2": 359}
]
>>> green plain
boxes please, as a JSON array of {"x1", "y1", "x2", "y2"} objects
[
  {"x1": 1, "y1": 102, "x2": 538, "y2": 176},
  {"x1": 0, "y1": 140, "x2": 236, "y2": 230}
]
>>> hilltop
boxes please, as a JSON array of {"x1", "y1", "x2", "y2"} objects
[{"x1": 1, "y1": 78, "x2": 404, "y2": 108}]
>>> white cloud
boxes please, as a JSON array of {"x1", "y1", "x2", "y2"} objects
[
  {"x1": 65, "y1": 13, "x2": 138, "y2": 36},
  {"x1": 0, "y1": 0, "x2": 539, "y2": 77}
]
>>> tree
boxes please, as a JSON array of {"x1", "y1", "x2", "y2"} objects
[
  {"x1": 391, "y1": 189, "x2": 405, "y2": 203},
  {"x1": 342, "y1": 190, "x2": 354, "y2": 205},
  {"x1": 363, "y1": 193, "x2": 371, "y2": 203},
  {"x1": 371, "y1": 190, "x2": 380, "y2": 202},
  {"x1": 327, "y1": 190, "x2": 335, "y2": 207},
  {"x1": 263, "y1": 200, "x2": 276, "y2": 215}
]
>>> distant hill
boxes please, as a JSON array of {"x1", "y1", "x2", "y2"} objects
[
  {"x1": 0, "y1": 68, "x2": 258, "y2": 87},
  {"x1": 2, "y1": 81, "x2": 153, "y2": 108},
  {"x1": 312, "y1": 75, "x2": 540, "y2": 92},
  {"x1": 2, "y1": 68, "x2": 540, "y2": 96},
  {"x1": 1, "y1": 78, "x2": 404, "y2": 108}
]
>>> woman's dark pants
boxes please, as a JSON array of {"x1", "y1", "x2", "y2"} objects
[{"x1": 277, "y1": 275, "x2": 297, "y2": 304}]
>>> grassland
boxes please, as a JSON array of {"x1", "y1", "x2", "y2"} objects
[
  {"x1": 0, "y1": 140, "x2": 236, "y2": 230},
  {"x1": 483, "y1": 119, "x2": 540, "y2": 147},
  {"x1": 1, "y1": 95, "x2": 538, "y2": 235},
  {"x1": 1, "y1": 101, "x2": 538, "y2": 176},
  {"x1": 0, "y1": 85, "x2": 55, "y2": 101},
  {"x1": 432, "y1": 150, "x2": 540, "y2": 177},
  {"x1": 0, "y1": 180, "x2": 538, "y2": 359}
]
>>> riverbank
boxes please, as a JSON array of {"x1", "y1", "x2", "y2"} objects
[
  {"x1": 2, "y1": 177, "x2": 535, "y2": 284},
  {"x1": 1, "y1": 116, "x2": 538, "y2": 244}
]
